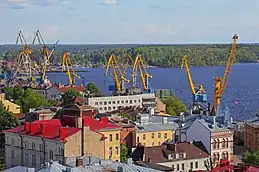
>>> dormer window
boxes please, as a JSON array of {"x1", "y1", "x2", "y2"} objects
[{"x1": 179, "y1": 153, "x2": 184, "y2": 158}]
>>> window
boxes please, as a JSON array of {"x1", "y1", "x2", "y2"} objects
[
  {"x1": 100, "y1": 102, "x2": 103, "y2": 105},
  {"x1": 182, "y1": 163, "x2": 184, "y2": 170},
  {"x1": 164, "y1": 133, "x2": 167, "y2": 139},
  {"x1": 213, "y1": 139, "x2": 217, "y2": 149},
  {"x1": 134, "y1": 100, "x2": 136, "y2": 103},
  {"x1": 172, "y1": 165, "x2": 174, "y2": 170},
  {"x1": 32, "y1": 142, "x2": 36, "y2": 150},
  {"x1": 116, "y1": 146, "x2": 119, "y2": 155},
  {"x1": 59, "y1": 147, "x2": 64, "y2": 156},
  {"x1": 116, "y1": 134, "x2": 119, "y2": 140},
  {"x1": 226, "y1": 138, "x2": 229, "y2": 148},
  {"x1": 190, "y1": 162, "x2": 193, "y2": 169},
  {"x1": 177, "y1": 164, "x2": 179, "y2": 171},
  {"x1": 25, "y1": 153, "x2": 29, "y2": 163},
  {"x1": 137, "y1": 137, "x2": 139, "y2": 144},
  {"x1": 11, "y1": 138, "x2": 15, "y2": 145},
  {"x1": 126, "y1": 100, "x2": 128, "y2": 103},
  {"x1": 195, "y1": 162, "x2": 198, "y2": 168},
  {"x1": 108, "y1": 107, "x2": 111, "y2": 110},
  {"x1": 104, "y1": 107, "x2": 107, "y2": 110},
  {"x1": 49, "y1": 150, "x2": 54, "y2": 160},
  {"x1": 222, "y1": 138, "x2": 225, "y2": 148},
  {"x1": 117, "y1": 101, "x2": 120, "y2": 104},
  {"x1": 32, "y1": 154, "x2": 36, "y2": 167},
  {"x1": 11, "y1": 149, "x2": 15, "y2": 159},
  {"x1": 158, "y1": 132, "x2": 161, "y2": 138},
  {"x1": 24, "y1": 141, "x2": 28, "y2": 149},
  {"x1": 108, "y1": 101, "x2": 111, "y2": 104},
  {"x1": 39, "y1": 144, "x2": 44, "y2": 151},
  {"x1": 152, "y1": 133, "x2": 155, "y2": 139},
  {"x1": 122, "y1": 100, "x2": 124, "y2": 103},
  {"x1": 179, "y1": 153, "x2": 184, "y2": 158},
  {"x1": 112, "y1": 101, "x2": 115, "y2": 104},
  {"x1": 158, "y1": 142, "x2": 161, "y2": 145},
  {"x1": 148, "y1": 158, "x2": 151, "y2": 162},
  {"x1": 104, "y1": 102, "x2": 107, "y2": 105},
  {"x1": 40, "y1": 155, "x2": 44, "y2": 165},
  {"x1": 130, "y1": 100, "x2": 132, "y2": 103},
  {"x1": 109, "y1": 134, "x2": 113, "y2": 142},
  {"x1": 95, "y1": 102, "x2": 98, "y2": 105},
  {"x1": 217, "y1": 139, "x2": 220, "y2": 149},
  {"x1": 143, "y1": 134, "x2": 146, "y2": 140},
  {"x1": 109, "y1": 147, "x2": 112, "y2": 157}
]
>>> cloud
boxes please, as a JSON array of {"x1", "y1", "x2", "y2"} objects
[
  {"x1": 41, "y1": 26, "x2": 60, "y2": 40},
  {"x1": 101, "y1": 0, "x2": 116, "y2": 5},
  {"x1": 0, "y1": 0, "x2": 70, "y2": 9}
]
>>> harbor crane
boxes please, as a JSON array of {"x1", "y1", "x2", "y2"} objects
[
  {"x1": 121, "y1": 54, "x2": 135, "y2": 88},
  {"x1": 181, "y1": 55, "x2": 207, "y2": 103},
  {"x1": 32, "y1": 29, "x2": 59, "y2": 82},
  {"x1": 132, "y1": 55, "x2": 152, "y2": 92},
  {"x1": 105, "y1": 54, "x2": 127, "y2": 92},
  {"x1": 12, "y1": 30, "x2": 38, "y2": 80},
  {"x1": 62, "y1": 52, "x2": 80, "y2": 86},
  {"x1": 211, "y1": 34, "x2": 238, "y2": 115}
]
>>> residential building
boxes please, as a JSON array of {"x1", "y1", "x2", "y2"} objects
[
  {"x1": 4, "y1": 116, "x2": 121, "y2": 169},
  {"x1": 155, "y1": 97, "x2": 166, "y2": 113},
  {"x1": 1, "y1": 99, "x2": 21, "y2": 114},
  {"x1": 183, "y1": 117, "x2": 234, "y2": 166},
  {"x1": 109, "y1": 117, "x2": 136, "y2": 149},
  {"x1": 87, "y1": 93, "x2": 156, "y2": 113},
  {"x1": 0, "y1": 92, "x2": 5, "y2": 100},
  {"x1": 4, "y1": 119, "x2": 81, "y2": 169},
  {"x1": 132, "y1": 114, "x2": 177, "y2": 147},
  {"x1": 132, "y1": 141, "x2": 211, "y2": 172},
  {"x1": 244, "y1": 115, "x2": 259, "y2": 151},
  {"x1": 4, "y1": 155, "x2": 161, "y2": 172},
  {"x1": 43, "y1": 85, "x2": 85, "y2": 100}
]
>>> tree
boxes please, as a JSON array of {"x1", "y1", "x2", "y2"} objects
[
  {"x1": 119, "y1": 113, "x2": 136, "y2": 122},
  {"x1": 61, "y1": 89, "x2": 81, "y2": 106},
  {"x1": 243, "y1": 150, "x2": 259, "y2": 165},
  {"x1": 86, "y1": 82, "x2": 104, "y2": 97},
  {"x1": 162, "y1": 96, "x2": 187, "y2": 116},
  {"x1": 0, "y1": 157, "x2": 4, "y2": 171},
  {"x1": 2, "y1": 87, "x2": 53, "y2": 112},
  {"x1": 120, "y1": 143, "x2": 128, "y2": 163}
]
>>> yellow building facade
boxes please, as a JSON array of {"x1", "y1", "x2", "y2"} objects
[
  {"x1": 134, "y1": 130, "x2": 173, "y2": 147},
  {"x1": 102, "y1": 130, "x2": 121, "y2": 161},
  {"x1": 1, "y1": 100, "x2": 21, "y2": 114}
]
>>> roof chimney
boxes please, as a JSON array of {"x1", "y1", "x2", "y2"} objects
[
  {"x1": 25, "y1": 122, "x2": 31, "y2": 133},
  {"x1": 76, "y1": 157, "x2": 83, "y2": 167}
]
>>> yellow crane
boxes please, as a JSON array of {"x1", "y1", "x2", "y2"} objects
[
  {"x1": 32, "y1": 30, "x2": 59, "y2": 81},
  {"x1": 121, "y1": 54, "x2": 135, "y2": 87},
  {"x1": 13, "y1": 30, "x2": 33, "y2": 79},
  {"x1": 105, "y1": 54, "x2": 123, "y2": 92},
  {"x1": 132, "y1": 55, "x2": 152, "y2": 92},
  {"x1": 211, "y1": 34, "x2": 238, "y2": 115},
  {"x1": 181, "y1": 55, "x2": 207, "y2": 103},
  {"x1": 62, "y1": 52, "x2": 80, "y2": 86}
]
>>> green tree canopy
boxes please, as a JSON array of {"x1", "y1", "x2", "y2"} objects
[
  {"x1": 86, "y1": 82, "x2": 104, "y2": 97},
  {"x1": 61, "y1": 89, "x2": 81, "y2": 106},
  {"x1": 120, "y1": 143, "x2": 128, "y2": 163},
  {"x1": 243, "y1": 150, "x2": 259, "y2": 165},
  {"x1": 2, "y1": 87, "x2": 52, "y2": 112},
  {"x1": 162, "y1": 96, "x2": 187, "y2": 116}
]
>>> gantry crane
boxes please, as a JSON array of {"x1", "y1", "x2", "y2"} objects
[
  {"x1": 181, "y1": 55, "x2": 207, "y2": 103},
  {"x1": 12, "y1": 30, "x2": 36, "y2": 80},
  {"x1": 121, "y1": 54, "x2": 135, "y2": 88},
  {"x1": 132, "y1": 55, "x2": 152, "y2": 92},
  {"x1": 211, "y1": 34, "x2": 238, "y2": 115},
  {"x1": 62, "y1": 52, "x2": 80, "y2": 86},
  {"x1": 32, "y1": 29, "x2": 59, "y2": 82},
  {"x1": 105, "y1": 54, "x2": 124, "y2": 92}
]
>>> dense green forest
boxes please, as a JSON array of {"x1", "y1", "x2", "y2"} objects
[{"x1": 0, "y1": 44, "x2": 259, "y2": 67}]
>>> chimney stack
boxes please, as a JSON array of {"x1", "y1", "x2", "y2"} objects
[{"x1": 25, "y1": 122, "x2": 31, "y2": 133}]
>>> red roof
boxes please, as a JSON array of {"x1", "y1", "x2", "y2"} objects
[
  {"x1": 55, "y1": 86, "x2": 85, "y2": 93},
  {"x1": 4, "y1": 119, "x2": 80, "y2": 142},
  {"x1": 83, "y1": 117, "x2": 120, "y2": 131}
]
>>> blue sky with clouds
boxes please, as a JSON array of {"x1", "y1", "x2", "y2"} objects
[{"x1": 0, "y1": 0, "x2": 259, "y2": 44}]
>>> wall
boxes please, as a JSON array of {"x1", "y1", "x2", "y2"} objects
[
  {"x1": 157, "y1": 157, "x2": 210, "y2": 171},
  {"x1": 2, "y1": 100, "x2": 21, "y2": 114},
  {"x1": 83, "y1": 127, "x2": 105, "y2": 159},
  {"x1": 102, "y1": 129, "x2": 121, "y2": 161},
  {"x1": 64, "y1": 131, "x2": 81, "y2": 159},
  {"x1": 244, "y1": 123, "x2": 259, "y2": 151},
  {"x1": 135, "y1": 130, "x2": 173, "y2": 147},
  {"x1": 186, "y1": 120, "x2": 210, "y2": 153},
  {"x1": 46, "y1": 87, "x2": 61, "y2": 100}
]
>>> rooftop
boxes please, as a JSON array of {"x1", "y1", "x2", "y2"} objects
[
  {"x1": 132, "y1": 141, "x2": 209, "y2": 163},
  {"x1": 245, "y1": 116, "x2": 259, "y2": 128},
  {"x1": 136, "y1": 123, "x2": 177, "y2": 132},
  {"x1": 55, "y1": 85, "x2": 85, "y2": 93},
  {"x1": 4, "y1": 119, "x2": 80, "y2": 142},
  {"x1": 83, "y1": 117, "x2": 120, "y2": 131}
]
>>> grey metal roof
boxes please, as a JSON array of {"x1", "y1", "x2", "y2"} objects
[
  {"x1": 136, "y1": 123, "x2": 177, "y2": 132},
  {"x1": 3, "y1": 166, "x2": 30, "y2": 172}
]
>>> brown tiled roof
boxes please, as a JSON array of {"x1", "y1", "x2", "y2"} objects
[
  {"x1": 132, "y1": 142, "x2": 209, "y2": 163},
  {"x1": 55, "y1": 86, "x2": 85, "y2": 93}
]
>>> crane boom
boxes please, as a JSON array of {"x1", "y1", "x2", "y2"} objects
[
  {"x1": 181, "y1": 55, "x2": 196, "y2": 95},
  {"x1": 62, "y1": 52, "x2": 79, "y2": 86},
  {"x1": 212, "y1": 34, "x2": 238, "y2": 115},
  {"x1": 105, "y1": 55, "x2": 122, "y2": 91}
]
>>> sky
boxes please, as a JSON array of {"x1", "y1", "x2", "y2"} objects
[{"x1": 0, "y1": 0, "x2": 259, "y2": 44}]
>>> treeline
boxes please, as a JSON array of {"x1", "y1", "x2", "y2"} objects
[{"x1": 0, "y1": 44, "x2": 259, "y2": 67}]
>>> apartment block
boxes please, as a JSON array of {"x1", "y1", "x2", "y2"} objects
[
  {"x1": 244, "y1": 115, "x2": 259, "y2": 151},
  {"x1": 87, "y1": 93, "x2": 156, "y2": 113},
  {"x1": 4, "y1": 116, "x2": 121, "y2": 169}
]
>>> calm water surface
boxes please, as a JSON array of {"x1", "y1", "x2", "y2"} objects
[{"x1": 47, "y1": 63, "x2": 259, "y2": 121}]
